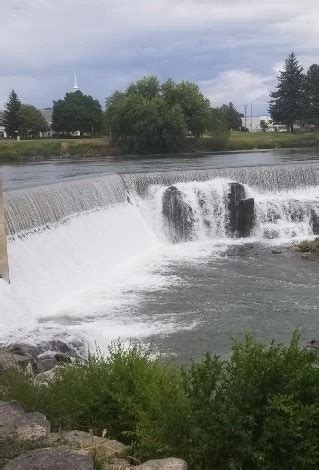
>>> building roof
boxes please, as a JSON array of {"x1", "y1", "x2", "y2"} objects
[{"x1": 40, "y1": 108, "x2": 53, "y2": 126}]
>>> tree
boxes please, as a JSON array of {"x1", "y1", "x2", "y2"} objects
[
  {"x1": 52, "y1": 90, "x2": 103, "y2": 135},
  {"x1": 161, "y1": 79, "x2": 212, "y2": 137},
  {"x1": 269, "y1": 52, "x2": 304, "y2": 132},
  {"x1": 0, "y1": 90, "x2": 21, "y2": 137},
  {"x1": 105, "y1": 91, "x2": 186, "y2": 153},
  {"x1": 218, "y1": 103, "x2": 242, "y2": 130},
  {"x1": 105, "y1": 76, "x2": 213, "y2": 153},
  {"x1": 17, "y1": 105, "x2": 49, "y2": 137},
  {"x1": 303, "y1": 64, "x2": 319, "y2": 128},
  {"x1": 260, "y1": 119, "x2": 269, "y2": 132}
]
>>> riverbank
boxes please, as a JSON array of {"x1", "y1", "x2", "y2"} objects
[{"x1": 0, "y1": 132, "x2": 318, "y2": 162}]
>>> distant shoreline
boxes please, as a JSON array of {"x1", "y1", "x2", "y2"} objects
[{"x1": 0, "y1": 132, "x2": 318, "y2": 163}]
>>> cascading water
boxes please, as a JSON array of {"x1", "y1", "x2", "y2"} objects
[{"x1": 1, "y1": 162, "x2": 319, "y2": 352}]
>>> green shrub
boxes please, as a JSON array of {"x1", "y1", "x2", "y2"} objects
[
  {"x1": 1, "y1": 335, "x2": 319, "y2": 469},
  {"x1": 298, "y1": 239, "x2": 319, "y2": 253}
]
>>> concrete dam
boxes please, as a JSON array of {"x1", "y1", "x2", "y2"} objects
[{"x1": 0, "y1": 162, "x2": 318, "y2": 357}]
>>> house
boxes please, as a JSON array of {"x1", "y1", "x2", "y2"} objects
[{"x1": 40, "y1": 107, "x2": 53, "y2": 137}]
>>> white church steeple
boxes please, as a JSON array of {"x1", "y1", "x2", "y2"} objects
[{"x1": 73, "y1": 69, "x2": 79, "y2": 91}]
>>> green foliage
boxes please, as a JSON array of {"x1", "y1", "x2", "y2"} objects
[
  {"x1": 260, "y1": 120, "x2": 269, "y2": 132},
  {"x1": 303, "y1": 64, "x2": 319, "y2": 128},
  {"x1": 18, "y1": 105, "x2": 49, "y2": 137},
  {"x1": 298, "y1": 239, "x2": 319, "y2": 253},
  {"x1": 217, "y1": 102, "x2": 242, "y2": 131},
  {"x1": 161, "y1": 79, "x2": 212, "y2": 138},
  {"x1": 0, "y1": 90, "x2": 21, "y2": 137},
  {"x1": 269, "y1": 52, "x2": 304, "y2": 132},
  {"x1": 105, "y1": 76, "x2": 213, "y2": 154},
  {"x1": 1, "y1": 335, "x2": 319, "y2": 469},
  {"x1": 52, "y1": 90, "x2": 103, "y2": 135}
]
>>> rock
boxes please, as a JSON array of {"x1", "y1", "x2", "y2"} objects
[
  {"x1": 301, "y1": 252, "x2": 313, "y2": 259},
  {"x1": 305, "y1": 339, "x2": 319, "y2": 352},
  {"x1": 227, "y1": 183, "x2": 255, "y2": 238},
  {"x1": 3, "y1": 340, "x2": 85, "y2": 375},
  {"x1": 271, "y1": 249, "x2": 282, "y2": 254},
  {"x1": 0, "y1": 348, "x2": 35, "y2": 373},
  {"x1": 35, "y1": 365, "x2": 65, "y2": 384},
  {"x1": 101, "y1": 459, "x2": 131, "y2": 469},
  {"x1": 162, "y1": 186, "x2": 194, "y2": 243},
  {"x1": 136, "y1": 457, "x2": 187, "y2": 469},
  {"x1": 0, "y1": 401, "x2": 50, "y2": 443},
  {"x1": 3, "y1": 448, "x2": 93, "y2": 470},
  {"x1": 237, "y1": 198, "x2": 255, "y2": 238},
  {"x1": 310, "y1": 209, "x2": 319, "y2": 235},
  {"x1": 43, "y1": 430, "x2": 126, "y2": 462},
  {"x1": 228, "y1": 182, "x2": 246, "y2": 236}
]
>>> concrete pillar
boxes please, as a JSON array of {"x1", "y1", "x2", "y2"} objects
[{"x1": 0, "y1": 180, "x2": 9, "y2": 282}]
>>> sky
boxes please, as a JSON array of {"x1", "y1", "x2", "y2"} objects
[{"x1": 1, "y1": 0, "x2": 319, "y2": 116}]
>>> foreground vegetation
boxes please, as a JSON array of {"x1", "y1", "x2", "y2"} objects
[
  {"x1": 0, "y1": 131, "x2": 318, "y2": 162},
  {"x1": 1, "y1": 334, "x2": 319, "y2": 469},
  {"x1": 298, "y1": 238, "x2": 319, "y2": 253}
]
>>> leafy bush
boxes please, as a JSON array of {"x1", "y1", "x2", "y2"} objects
[
  {"x1": 298, "y1": 239, "x2": 319, "y2": 253},
  {"x1": 1, "y1": 335, "x2": 319, "y2": 469}
]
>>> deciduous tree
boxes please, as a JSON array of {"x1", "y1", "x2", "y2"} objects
[
  {"x1": 18, "y1": 104, "x2": 49, "y2": 137},
  {"x1": 52, "y1": 91, "x2": 103, "y2": 135}
]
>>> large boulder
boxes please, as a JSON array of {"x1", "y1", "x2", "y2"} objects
[
  {"x1": 2, "y1": 339, "x2": 85, "y2": 375},
  {"x1": 0, "y1": 402, "x2": 50, "y2": 443},
  {"x1": 43, "y1": 430, "x2": 126, "y2": 463},
  {"x1": 35, "y1": 365, "x2": 66, "y2": 385},
  {"x1": 162, "y1": 186, "x2": 194, "y2": 243},
  {"x1": 0, "y1": 348, "x2": 35, "y2": 374},
  {"x1": 3, "y1": 448, "x2": 93, "y2": 470},
  {"x1": 136, "y1": 457, "x2": 187, "y2": 469},
  {"x1": 310, "y1": 209, "x2": 319, "y2": 235},
  {"x1": 237, "y1": 198, "x2": 255, "y2": 238},
  {"x1": 228, "y1": 182, "x2": 246, "y2": 236},
  {"x1": 227, "y1": 183, "x2": 255, "y2": 238}
]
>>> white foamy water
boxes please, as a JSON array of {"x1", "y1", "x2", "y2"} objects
[{"x1": 1, "y1": 166, "x2": 319, "y2": 351}]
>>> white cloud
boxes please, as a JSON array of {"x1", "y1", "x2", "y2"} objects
[
  {"x1": 199, "y1": 70, "x2": 274, "y2": 111},
  {"x1": 0, "y1": 0, "x2": 319, "y2": 107}
]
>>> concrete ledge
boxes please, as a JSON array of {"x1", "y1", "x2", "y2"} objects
[{"x1": 0, "y1": 180, "x2": 9, "y2": 282}]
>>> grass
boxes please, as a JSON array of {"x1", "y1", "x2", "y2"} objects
[
  {"x1": 227, "y1": 131, "x2": 319, "y2": 150},
  {"x1": 1, "y1": 335, "x2": 319, "y2": 469},
  {"x1": 298, "y1": 238, "x2": 319, "y2": 253},
  {"x1": 0, "y1": 131, "x2": 318, "y2": 161},
  {"x1": 0, "y1": 137, "x2": 119, "y2": 162}
]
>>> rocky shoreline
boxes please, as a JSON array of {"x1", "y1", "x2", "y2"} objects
[{"x1": 0, "y1": 342, "x2": 187, "y2": 469}]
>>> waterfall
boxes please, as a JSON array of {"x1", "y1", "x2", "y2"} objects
[
  {"x1": 1, "y1": 162, "x2": 318, "y2": 350},
  {"x1": 3, "y1": 162, "x2": 319, "y2": 240},
  {"x1": 4, "y1": 174, "x2": 127, "y2": 236}
]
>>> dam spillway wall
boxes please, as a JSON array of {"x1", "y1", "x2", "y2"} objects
[
  {"x1": 3, "y1": 162, "x2": 319, "y2": 241},
  {"x1": 0, "y1": 181, "x2": 9, "y2": 282}
]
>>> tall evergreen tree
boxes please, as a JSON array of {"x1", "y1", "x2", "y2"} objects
[
  {"x1": 269, "y1": 52, "x2": 304, "y2": 132},
  {"x1": 0, "y1": 90, "x2": 21, "y2": 137},
  {"x1": 303, "y1": 64, "x2": 319, "y2": 128}
]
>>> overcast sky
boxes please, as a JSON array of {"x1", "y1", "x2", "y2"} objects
[{"x1": 1, "y1": 0, "x2": 319, "y2": 115}]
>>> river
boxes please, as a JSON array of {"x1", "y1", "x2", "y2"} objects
[{"x1": 0, "y1": 148, "x2": 318, "y2": 361}]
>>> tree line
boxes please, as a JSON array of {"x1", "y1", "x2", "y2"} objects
[
  {"x1": 0, "y1": 79, "x2": 242, "y2": 152},
  {"x1": 270, "y1": 52, "x2": 319, "y2": 132},
  {"x1": 0, "y1": 91, "x2": 49, "y2": 138},
  {"x1": 2, "y1": 52, "x2": 317, "y2": 152}
]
